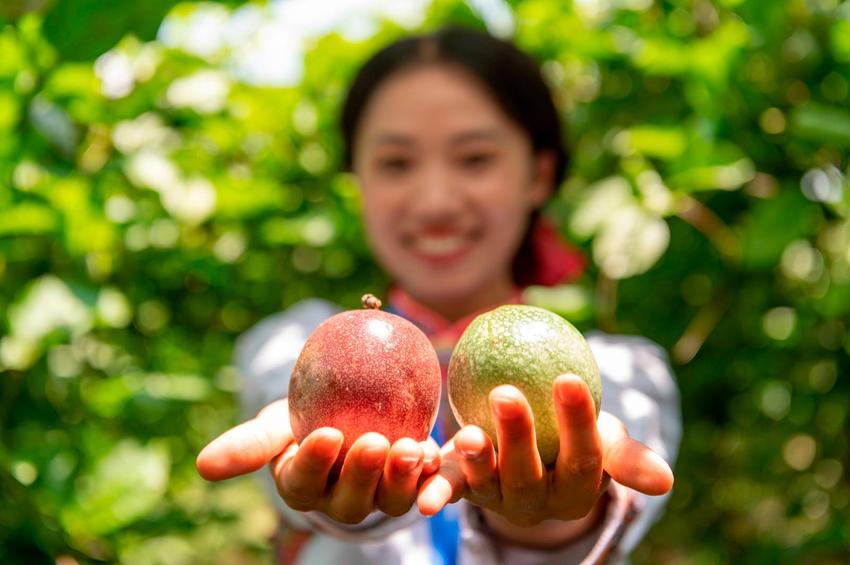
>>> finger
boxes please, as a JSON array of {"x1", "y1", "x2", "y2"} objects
[
  {"x1": 416, "y1": 447, "x2": 466, "y2": 517},
  {"x1": 453, "y1": 425, "x2": 499, "y2": 505},
  {"x1": 598, "y1": 412, "x2": 674, "y2": 496},
  {"x1": 376, "y1": 438, "x2": 423, "y2": 516},
  {"x1": 196, "y1": 399, "x2": 293, "y2": 481},
  {"x1": 490, "y1": 386, "x2": 545, "y2": 507},
  {"x1": 328, "y1": 433, "x2": 390, "y2": 523},
  {"x1": 553, "y1": 375, "x2": 604, "y2": 509},
  {"x1": 421, "y1": 438, "x2": 441, "y2": 477},
  {"x1": 275, "y1": 427, "x2": 343, "y2": 511}
]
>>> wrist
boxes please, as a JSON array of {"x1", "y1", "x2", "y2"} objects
[{"x1": 480, "y1": 495, "x2": 608, "y2": 550}]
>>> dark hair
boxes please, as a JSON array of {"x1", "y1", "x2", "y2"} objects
[{"x1": 340, "y1": 26, "x2": 569, "y2": 287}]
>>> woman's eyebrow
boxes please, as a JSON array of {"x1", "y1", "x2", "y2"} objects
[
  {"x1": 451, "y1": 128, "x2": 504, "y2": 145},
  {"x1": 371, "y1": 132, "x2": 415, "y2": 147}
]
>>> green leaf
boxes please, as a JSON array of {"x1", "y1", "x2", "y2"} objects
[
  {"x1": 740, "y1": 190, "x2": 821, "y2": 269},
  {"x1": 61, "y1": 440, "x2": 169, "y2": 537},
  {"x1": 628, "y1": 125, "x2": 687, "y2": 160},
  {"x1": 790, "y1": 103, "x2": 850, "y2": 148},
  {"x1": 0, "y1": 202, "x2": 57, "y2": 236}
]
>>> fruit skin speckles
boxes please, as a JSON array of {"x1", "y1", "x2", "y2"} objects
[
  {"x1": 447, "y1": 305, "x2": 601, "y2": 466},
  {"x1": 288, "y1": 297, "x2": 442, "y2": 461}
]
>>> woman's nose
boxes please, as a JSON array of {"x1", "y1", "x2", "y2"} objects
[{"x1": 410, "y1": 163, "x2": 462, "y2": 218}]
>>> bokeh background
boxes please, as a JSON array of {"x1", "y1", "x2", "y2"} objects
[{"x1": 1, "y1": 0, "x2": 849, "y2": 563}]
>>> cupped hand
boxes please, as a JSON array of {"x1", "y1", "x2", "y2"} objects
[
  {"x1": 196, "y1": 399, "x2": 441, "y2": 523},
  {"x1": 416, "y1": 375, "x2": 674, "y2": 527}
]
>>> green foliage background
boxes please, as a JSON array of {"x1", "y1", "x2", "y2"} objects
[{"x1": 1, "y1": 0, "x2": 849, "y2": 563}]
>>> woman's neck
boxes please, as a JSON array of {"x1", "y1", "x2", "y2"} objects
[{"x1": 408, "y1": 279, "x2": 519, "y2": 323}]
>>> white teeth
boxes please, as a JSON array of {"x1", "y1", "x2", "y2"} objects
[{"x1": 414, "y1": 236, "x2": 465, "y2": 255}]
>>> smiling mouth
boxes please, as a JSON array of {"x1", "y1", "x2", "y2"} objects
[{"x1": 406, "y1": 233, "x2": 478, "y2": 265}]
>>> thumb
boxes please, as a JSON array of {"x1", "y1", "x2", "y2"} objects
[
  {"x1": 196, "y1": 399, "x2": 294, "y2": 481},
  {"x1": 416, "y1": 441, "x2": 467, "y2": 516},
  {"x1": 597, "y1": 412, "x2": 674, "y2": 496}
]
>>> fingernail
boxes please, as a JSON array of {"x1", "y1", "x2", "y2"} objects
[
  {"x1": 491, "y1": 395, "x2": 518, "y2": 419},
  {"x1": 361, "y1": 445, "x2": 387, "y2": 470},
  {"x1": 396, "y1": 454, "x2": 421, "y2": 473},
  {"x1": 459, "y1": 446, "x2": 481, "y2": 459},
  {"x1": 646, "y1": 450, "x2": 671, "y2": 472},
  {"x1": 315, "y1": 434, "x2": 342, "y2": 459},
  {"x1": 555, "y1": 375, "x2": 584, "y2": 403}
]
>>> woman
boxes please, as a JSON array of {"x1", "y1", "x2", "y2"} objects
[{"x1": 197, "y1": 26, "x2": 680, "y2": 564}]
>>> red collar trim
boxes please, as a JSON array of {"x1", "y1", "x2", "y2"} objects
[{"x1": 388, "y1": 286, "x2": 524, "y2": 339}]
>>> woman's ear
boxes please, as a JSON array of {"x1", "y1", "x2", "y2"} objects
[{"x1": 529, "y1": 150, "x2": 556, "y2": 208}]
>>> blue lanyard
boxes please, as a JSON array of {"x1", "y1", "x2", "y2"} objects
[{"x1": 428, "y1": 421, "x2": 460, "y2": 565}]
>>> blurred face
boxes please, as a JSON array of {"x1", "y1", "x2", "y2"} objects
[{"x1": 353, "y1": 64, "x2": 553, "y2": 319}]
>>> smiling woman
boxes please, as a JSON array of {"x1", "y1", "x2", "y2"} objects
[
  {"x1": 196, "y1": 26, "x2": 680, "y2": 565},
  {"x1": 352, "y1": 64, "x2": 551, "y2": 320}
]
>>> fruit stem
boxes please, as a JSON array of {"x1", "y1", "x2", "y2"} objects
[{"x1": 361, "y1": 293, "x2": 382, "y2": 310}]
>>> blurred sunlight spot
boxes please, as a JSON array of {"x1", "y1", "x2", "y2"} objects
[
  {"x1": 808, "y1": 360, "x2": 838, "y2": 393},
  {"x1": 803, "y1": 489, "x2": 830, "y2": 520},
  {"x1": 636, "y1": 170, "x2": 674, "y2": 214},
  {"x1": 113, "y1": 113, "x2": 179, "y2": 154},
  {"x1": 12, "y1": 160, "x2": 43, "y2": 190},
  {"x1": 104, "y1": 195, "x2": 137, "y2": 223},
  {"x1": 303, "y1": 216, "x2": 335, "y2": 246},
  {"x1": 781, "y1": 240, "x2": 824, "y2": 282},
  {"x1": 11, "y1": 460, "x2": 38, "y2": 486},
  {"x1": 161, "y1": 177, "x2": 217, "y2": 225},
  {"x1": 158, "y1": 3, "x2": 231, "y2": 60},
  {"x1": 126, "y1": 150, "x2": 181, "y2": 192},
  {"x1": 0, "y1": 336, "x2": 38, "y2": 370},
  {"x1": 97, "y1": 288, "x2": 133, "y2": 328},
  {"x1": 570, "y1": 176, "x2": 635, "y2": 239},
  {"x1": 149, "y1": 219, "x2": 180, "y2": 248},
  {"x1": 298, "y1": 143, "x2": 328, "y2": 175},
  {"x1": 160, "y1": 0, "x2": 431, "y2": 86},
  {"x1": 759, "y1": 107, "x2": 786, "y2": 134},
  {"x1": 762, "y1": 307, "x2": 797, "y2": 341},
  {"x1": 48, "y1": 345, "x2": 84, "y2": 379},
  {"x1": 145, "y1": 374, "x2": 211, "y2": 401},
  {"x1": 10, "y1": 275, "x2": 92, "y2": 341},
  {"x1": 166, "y1": 70, "x2": 230, "y2": 113},
  {"x1": 783, "y1": 434, "x2": 817, "y2": 471},
  {"x1": 467, "y1": 0, "x2": 515, "y2": 37},
  {"x1": 761, "y1": 381, "x2": 791, "y2": 420},
  {"x1": 593, "y1": 207, "x2": 670, "y2": 279},
  {"x1": 801, "y1": 166, "x2": 844, "y2": 203},
  {"x1": 137, "y1": 300, "x2": 170, "y2": 333},
  {"x1": 814, "y1": 459, "x2": 843, "y2": 489},
  {"x1": 292, "y1": 246, "x2": 321, "y2": 273},
  {"x1": 293, "y1": 100, "x2": 318, "y2": 135},
  {"x1": 213, "y1": 231, "x2": 247, "y2": 263},
  {"x1": 574, "y1": 0, "x2": 611, "y2": 23},
  {"x1": 125, "y1": 224, "x2": 149, "y2": 251},
  {"x1": 94, "y1": 51, "x2": 134, "y2": 98},
  {"x1": 751, "y1": 497, "x2": 785, "y2": 536}
]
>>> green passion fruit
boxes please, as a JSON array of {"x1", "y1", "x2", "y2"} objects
[{"x1": 447, "y1": 304, "x2": 601, "y2": 465}]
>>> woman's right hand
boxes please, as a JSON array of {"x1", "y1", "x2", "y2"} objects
[{"x1": 196, "y1": 399, "x2": 441, "y2": 523}]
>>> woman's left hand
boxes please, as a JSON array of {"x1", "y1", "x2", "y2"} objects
[{"x1": 416, "y1": 374, "x2": 674, "y2": 527}]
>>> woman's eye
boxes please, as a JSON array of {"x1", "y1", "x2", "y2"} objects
[
  {"x1": 378, "y1": 157, "x2": 411, "y2": 173},
  {"x1": 461, "y1": 153, "x2": 493, "y2": 169}
]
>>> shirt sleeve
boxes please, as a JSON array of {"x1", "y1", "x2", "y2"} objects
[
  {"x1": 233, "y1": 299, "x2": 423, "y2": 539},
  {"x1": 456, "y1": 333, "x2": 682, "y2": 564}
]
